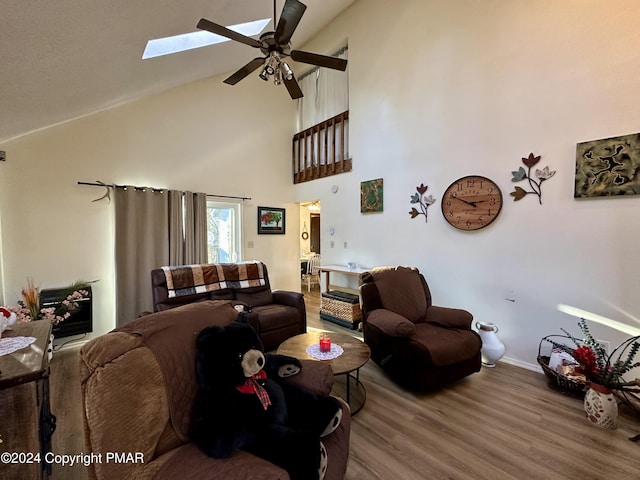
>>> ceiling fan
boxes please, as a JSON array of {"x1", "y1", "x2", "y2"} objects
[{"x1": 197, "y1": 0, "x2": 348, "y2": 99}]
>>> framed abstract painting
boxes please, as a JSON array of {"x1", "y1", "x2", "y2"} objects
[
  {"x1": 575, "y1": 132, "x2": 640, "y2": 198},
  {"x1": 361, "y1": 178, "x2": 384, "y2": 213}
]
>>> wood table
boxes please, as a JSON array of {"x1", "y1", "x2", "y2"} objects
[
  {"x1": 277, "y1": 331, "x2": 371, "y2": 415},
  {"x1": 317, "y1": 264, "x2": 368, "y2": 296},
  {"x1": 0, "y1": 320, "x2": 54, "y2": 479}
]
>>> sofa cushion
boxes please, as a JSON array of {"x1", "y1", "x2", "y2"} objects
[
  {"x1": 81, "y1": 336, "x2": 170, "y2": 480},
  {"x1": 251, "y1": 304, "x2": 299, "y2": 332},
  {"x1": 235, "y1": 287, "x2": 273, "y2": 307},
  {"x1": 413, "y1": 322, "x2": 482, "y2": 366},
  {"x1": 116, "y1": 301, "x2": 239, "y2": 441}
]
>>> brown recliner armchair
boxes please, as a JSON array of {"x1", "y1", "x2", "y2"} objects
[
  {"x1": 151, "y1": 262, "x2": 305, "y2": 351},
  {"x1": 80, "y1": 301, "x2": 351, "y2": 480},
  {"x1": 359, "y1": 266, "x2": 482, "y2": 391}
]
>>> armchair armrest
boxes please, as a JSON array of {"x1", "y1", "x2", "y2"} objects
[
  {"x1": 366, "y1": 309, "x2": 416, "y2": 337},
  {"x1": 426, "y1": 305, "x2": 473, "y2": 330},
  {"x1": 272, "y1": 290, "x2": 307, "y2": 331},
  {"x1": 272, "y1": 290, "x2": 304, "y2": 309}
]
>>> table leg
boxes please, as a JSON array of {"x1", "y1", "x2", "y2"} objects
[
  {"x1": 339, "y1": 369, "x2": 366, "y2": 416},
  {"x1": 346, "y1": 369, "x2": 351, "y2": 404}
]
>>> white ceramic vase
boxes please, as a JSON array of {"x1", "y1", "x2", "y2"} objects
[
  {"x1": 584, "y1": 383, "x2": 618, "y2": 429},
  {"x1": 476, "y1": 321, "x2": 505, "y2": 367}
]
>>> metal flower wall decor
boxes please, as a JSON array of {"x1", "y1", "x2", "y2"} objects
[
  {"x1": 510, "y1": 153, "x2": 556, "y2": 204},
  {"x1": 409, "y1": 183, "x2": 436, "y2": 223}
]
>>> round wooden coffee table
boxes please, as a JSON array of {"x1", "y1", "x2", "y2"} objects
[{"x1": 277, "y1": 331, "x2": 371, "y2": 415}]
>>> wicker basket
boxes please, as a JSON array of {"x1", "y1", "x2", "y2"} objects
[
  {"x1": 537, "y1": 335, "x2": 587, "y2": 398},
  {"x1": 320, "y1": 290, "x2": 361, "y2": 328}
]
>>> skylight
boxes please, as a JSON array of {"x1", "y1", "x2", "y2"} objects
[{"x1": 142, "y1": 18, "x2": 271, "y2": 60}]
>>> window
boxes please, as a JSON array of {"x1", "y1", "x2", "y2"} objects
[
  {"x1": 142, "y1": 19, "x2": 270, "y2": 59},
  {"x1": 206, "y1": 200, "x2": 243, "y2": 263}
]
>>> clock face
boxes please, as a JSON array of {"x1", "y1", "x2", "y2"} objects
[{"x1": 441, "y1": 175, "x2": 503, "y2": 231}]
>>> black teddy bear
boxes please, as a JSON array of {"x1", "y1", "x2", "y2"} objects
[{"x1": 191, "y1": 321, "x2": 343, "y2": 480}]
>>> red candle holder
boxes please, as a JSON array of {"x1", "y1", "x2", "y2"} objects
[{"x1": 319, "y1": 333, "x2": 331, "y2": 353}]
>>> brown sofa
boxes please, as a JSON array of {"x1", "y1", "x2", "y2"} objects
[
  {"x1": 151, "y1": 262, "x2": 306, "y2": 351},
  {"x1": 80, "y1": 301, "x2": 350, "y2": 480},
  {"x1": 360, "y1": 266, "x2": 482, "y2": 391}
]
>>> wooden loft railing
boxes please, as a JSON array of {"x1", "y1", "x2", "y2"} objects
[{"x1": 292, "y1": 110, "x2": 351, "y2": 184}]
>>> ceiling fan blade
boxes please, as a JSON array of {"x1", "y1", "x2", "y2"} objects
[
  {"x1": 290, "y1": 50, "x2": 348, "y2": 71},
  {"x1": 197, "y1": 18, "x2": 263, "y2": 49},
  {"x1": 223, "y1": 57, "x2": 266, "y2": 85},
  {"x1": 283, "y1": 75, "x2": 304, "y2": 99},
  {"x1": 275, "y1": 0, "x2": 307, "y2": 45}
]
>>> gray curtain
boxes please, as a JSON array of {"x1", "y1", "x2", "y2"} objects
[
  {"x1": 187, "y1": 192, "x2": 208, "y2": 264},
  {"x1": 168, "y1": 190, "x2": 184, "y2": 265},
  {"x1": 169, "y1": 190, "x2": 207, "y2": 265},
  {"x1": 114, "y1": 187, "x2": 169, "y2": 326},
  {"x1": 114, "y1": 188, "x2": 208, "y2": 326}
]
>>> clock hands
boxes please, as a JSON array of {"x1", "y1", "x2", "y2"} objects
[{"x1": 454, "y1": 197, "x2": 487, "y2": 208}]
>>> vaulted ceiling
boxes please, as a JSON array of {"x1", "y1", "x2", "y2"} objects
[{"x1": 0, "y1": 0, "x2": 356, "y2": 143}]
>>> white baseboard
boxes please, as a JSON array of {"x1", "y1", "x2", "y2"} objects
[
  {"x1": 53, "y1": 335, "x2": 90, "y2": 352},
  {"x1": 500, "y1": 355, "x2": 543, "y2": 374}
]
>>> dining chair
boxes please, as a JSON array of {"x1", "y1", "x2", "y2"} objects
[{"x1": 303, "y1": 254, "x2": 321, "y2": 292}]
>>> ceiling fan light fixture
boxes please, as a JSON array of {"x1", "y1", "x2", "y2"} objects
[
  {"x1": 265, "y1": 53, "x2": 280, "y2": 75},
  {"x1": 259, "y1": 67, "x2": 270, "y2": 81},
  {"x1": 281, "y1": 62, "x2": 294, "y2": 81}
]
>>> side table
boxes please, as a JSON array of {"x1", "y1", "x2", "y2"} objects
[
  {"x1": 0, "y1": 320, "x2": 55, "y2": 480},
  {"x1": 277, "y1": 331, "x2": 371, "y2": 415}
]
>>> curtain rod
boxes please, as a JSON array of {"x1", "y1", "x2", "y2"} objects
[{"x1": 77, "y1": 181, "x2": 251, "y2": 201}]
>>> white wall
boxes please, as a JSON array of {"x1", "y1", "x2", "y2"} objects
[
  {"x1": 294, "y1": 0, "x2": 640, "y2": 369},
  {"x1": 0, "y1": 73, "x2": 300, "y2": 339}
]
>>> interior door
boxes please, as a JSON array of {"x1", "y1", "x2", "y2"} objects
[{"x1": 310, "y1": 214, "x2": 321, "y2": 254}]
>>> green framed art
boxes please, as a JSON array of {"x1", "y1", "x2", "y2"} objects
[{"x1": 360, "y1": 178, "x2": 383, "y2": 213}]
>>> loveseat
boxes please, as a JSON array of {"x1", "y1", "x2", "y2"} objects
[
  {"x1": 151, "y1": 261, "x2": 305, "y2": 351},
  {"x1": 80, "y1": 301, "x2": 351, "y2": 480}
]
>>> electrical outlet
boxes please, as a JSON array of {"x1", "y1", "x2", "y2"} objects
[
  {"x1": 596, "y1": 339, "x2": 610, "y2": 354},
  {"x1": 247, "y1": 240, "x2": 254, "y2": 248}
]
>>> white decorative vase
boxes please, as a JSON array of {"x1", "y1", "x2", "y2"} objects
[
  {"x1": 475, "y1": 321, "x2": 505, "y2": 367},
  {"x1": 584, "y1": 383, "x2": 618, "y2": 429}
]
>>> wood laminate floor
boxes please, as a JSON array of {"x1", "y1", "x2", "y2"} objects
[{"x1": 48, "y1": 286, "x2": 640, "y2": 480}]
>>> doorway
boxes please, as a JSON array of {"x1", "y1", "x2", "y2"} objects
[
  {"x1": 300, "y1": 201, "x2": 321, "y2": 255},
  {"x1": 310, "y1": 213, "x2": 320, "y2": 254}
]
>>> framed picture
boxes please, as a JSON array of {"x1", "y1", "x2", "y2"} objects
[
  {"x1": 257, "y1": 206, "x2": 286, "y2": 234},
  {"x1": 360, "y1": 178, "x2": 384, "y2": 213},
  {"x1": 575, "y1": 132, "x2": 640, "y2": 198}
]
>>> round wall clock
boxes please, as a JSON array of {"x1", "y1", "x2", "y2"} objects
[{"x1": 441, "y1": 175, "x2": 503, "y2": 231}]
